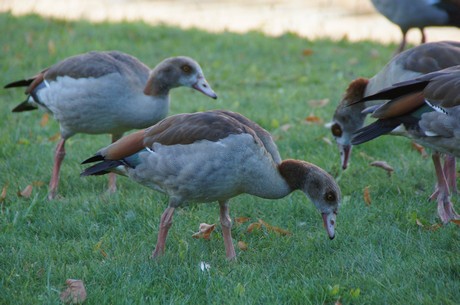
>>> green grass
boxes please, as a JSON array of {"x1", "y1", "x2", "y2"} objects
[{"x1": 0, "y1": 12, "x2": 459, "y2": 305}]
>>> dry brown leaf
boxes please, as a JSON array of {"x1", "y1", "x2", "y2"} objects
[
  {"x1": 48, "y1": 40, "x2": 56, "y2": 55},
  {"x1": 18, "y1": 185, "x2": 33, "y2": 198},
  {"x1": 258, "y1": 219, "x2": 292, "y2": 235},
  {"x1": 234, "y1": 216, "x2": 251, "y2": 224},
  {"x1": 363, "y1": 186, "x2": 371, "y2": 206},
  {"x1": 40, "y1": 113, "x2": 49, "y2": 127},
  {"x1": 416, "y1": 219, "x2": 442, "y2": 231},
  {"x1": 308, "y1": 98, "x2": 329, "y2": 108},
  {"x1": 305, "y1": 115, "x2": 323, "y2": 124},
  {"x1": 32, "y1": 181, "x2": 45, "y2": 187},
  {"x1": 411, "y1": 142, "x2": 428, "y2": 158},
  {"x1": 49, "y1": 132, "x2": 61, "y2": 142},
  {"x1": 192, "y1": 223, "x2": 215, "y2": 240},
  {"x1": 247, "y1": 222, "x2": 262, "y2": 233},
  {"x1": 302, "y1": 49, "x2": 314, "y2": 56},
  {"x1": 370, "y1": 161, "x2": 394, "y2": 177},
  {"x1": 0, "y1": 184, "x2": 8, "y2": 203},
  {"x1": 60, "y1": 279, "x2": 87, "y2": 304},
  {"x1": 451, "y1": 219, "x2": 460, "y2": 226},
  {"x1": 237, "y1": 241, "x2": 248, "y2": 251}
]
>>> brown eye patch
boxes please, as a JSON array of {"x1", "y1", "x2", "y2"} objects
[
  {"x1": 331, "y1": 123, "x2": 342, "y2": 137},
  {"x1": 181, "y1": 65, "x2": 192, "y2": 73},
  {"x1": 324, "y1": 191, "x2": 336, "y2": 202}
]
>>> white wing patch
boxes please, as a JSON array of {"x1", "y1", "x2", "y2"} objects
[{"x1": 424, "y1": 98, "x2": 448, "y2": 115}]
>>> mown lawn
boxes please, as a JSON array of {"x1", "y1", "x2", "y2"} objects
[{"x1": 0, "y1": 12, "x2": 458, "y2": 305}]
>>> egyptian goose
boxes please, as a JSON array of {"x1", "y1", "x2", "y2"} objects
[
  {"x1": 330, "y1": 41, "x2": 460, "y2": 169},
  {"x1": 81, "y1": 110, "x2": 341, "y2": 260},
  {"x1": 351, "y1": 66, "x2": 460, "y2": 223},
  {"x1": 5, "y1": 51, "x2": 217, "y2": 199},
  {"x1": 370, "y1": 0, "x2": 460, "y2": 53}
]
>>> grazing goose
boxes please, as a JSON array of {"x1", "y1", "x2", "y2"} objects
[
  {"x1": 351, "y1": 66, "x2": 460, "y2": 223},
  {"x1": 5, "y1": 51, "x2": 217, "y2": 199},
  {"x1": 81, "y1": 110, "x2": 341, "y2": 260},
  {"x1": 370, "y1": 0, "x2": 460, "y2": 53},
  {"x1": 330, "y1": 41, "x2": 460, "y2": 170}
]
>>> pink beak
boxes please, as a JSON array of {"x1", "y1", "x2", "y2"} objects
[
  {"x1": 192, "y1": 76, "x2": 217, "y2": 99},
  {"x1": 322, "y1": 212, "x2": 336, "y2": 239},
  {"x1": 339, "y1": 144, "x2": 352, "y2": 170}
]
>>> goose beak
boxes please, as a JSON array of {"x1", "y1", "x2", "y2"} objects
[
  {"x1": 322, "y1": 212, "x2": 336, "y2": 240},
  {"x1": 193, "y1": 76, "x2": 217, "y2": 99},
  {"x1": 339, "y1": 144, "x2": 352, "y2": 170}
]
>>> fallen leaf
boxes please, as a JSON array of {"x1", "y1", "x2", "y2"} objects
[
  {"x1": 411, "y1": 142, "x2": 428, "y2": 158},
  {"x1": 18, "y1": 185, "x2": 33, "y2": 198},
  {"x1": 451, "y1": 219, "x2": 460, "y2": 226},
  {"x1": 40, "y1": 113, "x2": 49, "y2": 127},
  {"x1": 280, "y1": 124, "x2": 291, "y2": 132},
  {"x1": 237, "y1": 241, "x2": 248, "y2": 251},
  {"x1": 49, "y1": 132, "x2": 61, "y2": 142},
  {"x1": 369, "y1": 49, "x2": 380, "y2": 58},
  {"x1": 363, "y1": 186, "x2": 371, "y2": 206},
  {"x1": 302, "y1": 49, "x2": 314, "y2": 56},
  {"x1": 247, "y1": 222, "x2": 262, "y2": 233},
  {"x1": 32, "y1": 181, "x2": 45, "y2": 187},
  {"x1": 335, "y1": 300, "x2": 343, "y2": 305},
  {"x1": 322, "y1": 137, "x2": 332, "y2": 146},
  {"x1": 0, "y1": 184, "x2": 8, "y2": 203},
  {"x1": 308, "y1": 98, "x2": 329, "y2": 108},
  {"x1": 192, "y1": 223, "x2": 215, "y2": 240},
  {"x1": 94, "y1": 240, "x2": 108, "y2": 258},
  {"x1": 234, "y1": 216, "x2": 251, "y2": 225},
  {"x1": 305, "y1": 115, "x2": 323, "y2": 124},
  {"x1": 416, "y1": 219, "x2": 442, "y2": 231},
  {"x1": 348, "y1": 58, "x2": 359, "y2": 65},
  {"x1": 60, "y1": 279, "x2": 87, "y2": 304},
  {"x1": 370, "y1": 161, "x2": 394, "y2": 176},
  {"x1": 48, "y1": 39, "x2": 56, "y2": 55},
  {"x1": 258, "y1": 219, "x2": 292, "y2": 235}
]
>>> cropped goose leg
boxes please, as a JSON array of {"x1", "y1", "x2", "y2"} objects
[
  {"x1": 219, "y1": 200, "x2": 236, "y2": 260},
  {"x1": 432, "y1": 153, "x2": 459, "y2": 223},
  {"x1": 107, "y1": 134, "x2": 122, "y2": 193},
  {"x1": 48, "y1": 138, "x2": 66, "y2": 200},
  {"x1": 151, "y1": 206, "x2": 175, "y2": 259}
]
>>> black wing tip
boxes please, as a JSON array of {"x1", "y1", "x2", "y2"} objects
[
  {"x1": 81, "y1": 154, "x2": 105, "y2": 164},
  {"x1": 12, "y1": 101, "x2": 37, "y2": 112},
  {"x1": 80, "y1": 160, "x2": 124, "y2": 177},
  {"x1": 4, "y1": 79, "x2": 34, "y2": 89}
]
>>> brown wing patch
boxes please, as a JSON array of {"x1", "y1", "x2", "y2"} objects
[
  {"x1": 104, "y1": 129, "x2": 146, "y2": 160},
  {"x1": 143, "y1": 111, "x2": 256, "y2": 147},
  {"x1": 371, "y1": 92, "x2": 425, "y2": 119},
  {"x1": 341, "y1": 78, "x2": 369, "y2": 106}
]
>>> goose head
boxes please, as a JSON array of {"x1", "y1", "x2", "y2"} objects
[{"x1": 145, "y1": 56, "x2": 217, "y2": 99}]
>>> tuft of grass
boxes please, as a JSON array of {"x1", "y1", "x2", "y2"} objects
[{"x1": 1, "y1": 12, "x2": 459, "y2": 305}]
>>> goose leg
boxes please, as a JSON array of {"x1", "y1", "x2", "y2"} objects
[
  {"x1": 396, "y1": 30, "x2": 408, "y2": 53},
  {"x1": 219, "y1": 200, "x2": 236, "y2": 260},
  {"x1": 48, "y1": 137, "x2": 66, "y2": 200},
  {"x1": 432, "y1": 153, "x2": 459, "y2": 223},
  {"x1": 107, "y1": 134, "x2": 122, "y2": 193},
  {"x1": 420, "y1": 28, "x2": 426, "y2": 44},
  {"x1": 151, "y1": 206, "x2": 175, "y2": 259},
  {"x1": 443, "y1": 154, "x2": 457, "y2": 195}
]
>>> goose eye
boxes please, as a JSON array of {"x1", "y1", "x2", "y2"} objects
[
  {"x1": 331, "y1": 123, "x2": 342, "y2": 137},
  {"x1": 324, "y1": 191, "x2": 336, "y2": 202},
  {"x1": 181, "y1": 65, "x2": 192, "y2": 73}
]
